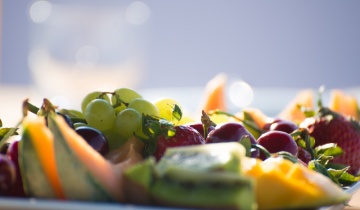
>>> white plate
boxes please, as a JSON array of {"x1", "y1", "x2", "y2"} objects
[{"x1": 0, "y1": 180, "x2": 359, "y2": 210}]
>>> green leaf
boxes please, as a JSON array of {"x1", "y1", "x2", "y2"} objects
[
  {"x1": 172, "y1": 104, "x2": 182, "y2": 122},
  {"x1": 338, "y1": 171, "x2": 360, "y2": 186},
  {"x1": 0, "y1": 119, "x2": 2, "y2": 127},
  {"x1": 239, "y1": 136, "x2": 251, "y2": 157},
  {"x1": 297, "y1": 104, "x2": 315, "y2": 118},
  {"x1": 275, "y1": 151, "x2": 299, "y2": 164},
  {"x1": 311, "y1": 160, "x2": 340, "y2": 185},
  {"x1": 317, "y1": 155, "x2": 333, "y2": 166},
  {"x1": 292, "y1": 128, "x2": 316, "y2": 159},
  {"x1": 315, "y1": 143, "x2": 343, "y2": 158},
  {"x1": 327, "y1": 167, "x2": 348, "y2": 180},
  {"x1": 0, "y1": 127, "x2": 18, "y2": 141}
]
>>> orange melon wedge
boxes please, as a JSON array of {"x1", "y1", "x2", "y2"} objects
[
  {"x1": 49, "y1": 115, "x2": 125, "y2": 202},
  {"x1": 237, "y1": 107, "x2": 272, "y2": 130},
  {"x1": 20, "y1": 117, "x2": 64, "y2": 199},
  {"x1": 198, "y1": 73, "x2": 227, "y2": 113},
  {"x1": 329, "y1": 89, "x2": 360, "y2": 120},
  {"x1": 278, "y1": 89, "x2": 314, "y2": 124}
]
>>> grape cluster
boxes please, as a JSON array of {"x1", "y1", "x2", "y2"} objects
[{"x1": 80, "y1": 88, "x2": 186, "y2": 151}]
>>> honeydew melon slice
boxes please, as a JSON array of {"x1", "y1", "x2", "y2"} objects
[
  {"x1": 20, "y1": 117, "x2": 64, "y2": 199},
  {"x1": 48, "y1": 115, "x2": 124, "y2": 202}
]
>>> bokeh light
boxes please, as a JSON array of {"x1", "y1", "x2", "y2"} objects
[
  {"x1": 228, "y1": 81, "x2": 254, "y2": 108},
  {"x1": 29, "y1": 1, "x2": 52, "y2": 23},
  {"x1": 125, "y1": 1, "x2": 151, "y2": 25}
]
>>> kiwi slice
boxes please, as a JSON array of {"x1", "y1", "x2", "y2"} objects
[{"x1": 124, "y1": 142, "x2": 256, "y2": 210}]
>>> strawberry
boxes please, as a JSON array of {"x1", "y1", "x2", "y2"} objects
[
  {"x1": 140, "y1": 115, "x2": 205, "y2": 161},
  {"x1": 153, "y1": 125, "x2": 205, "y2": 160},
  {"x1": 300, "y1": 107, "x2": 360, "y2": 175}
]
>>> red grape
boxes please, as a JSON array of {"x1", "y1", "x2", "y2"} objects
[
  {"x1": 257, "y1": 130, "x2": 298, "y2": 160},
  {"x1": 206, "y1": 122, "x2": 259, "y2": 157},
  {"x1": 0, "y1": 153, "x2": 16, "y2": 196},
  {"x1": 263, "y1": 118, "x2": 298, "y2": 134},
  {"x1": 6, "y1": 139, "x2": 26, "y2": 197},
  {"x1": 187, "y1": 122, "x2": 215, "y2": 138},
  {"x1": 75, "y1": 126, "x2": 109, "y2": 156}
]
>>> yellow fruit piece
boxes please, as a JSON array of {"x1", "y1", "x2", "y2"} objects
[
  {"x1": 177, "y1": 115, "x2": 195, "y2": 125},
  {"x1": 329, "y1": 89, "x2": 359, "y2": 120},
  {"x1": 209, "y1": 112, "x2": 231, "y2": 124},
  {"x1": 242, "y1": 157, "x2": 350, "y2": 210},
  {"x1": 198, "y1": 73, "x2": 227, "y2": 113},
  {"x1": 278, "y1": 89, "x2": 314, "y2": 124},
  {"x1": 154, "y1": 97, "x2": 183, "y2": 122}
]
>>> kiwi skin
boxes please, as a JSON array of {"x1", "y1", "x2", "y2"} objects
[{"x1": 150, "y1": 176, "x2": 255, "y2": 210}]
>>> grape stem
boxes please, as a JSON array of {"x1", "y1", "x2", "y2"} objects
[
  {"x1": 26, "y1": 101, "x2": 39, "y2": 114},
  {"x1": 208, "y1": 110, "x2": 263, "y2": 134},
  {"x1": 201, "y1": 110, "x2": 216, "y2": 139},
  {"x1": 251, "y1": 144, "x2": 271, "y2": 159}
]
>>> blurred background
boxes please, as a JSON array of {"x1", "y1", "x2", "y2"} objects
[
  {"x1": 0, "y1": 0, "x2": 360, "y2": 119},
  {"x1": 2, "y1": 0, "x2": 360, "y2": 88}
]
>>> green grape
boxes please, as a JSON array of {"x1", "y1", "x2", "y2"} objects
[
  {"x1": 81, "y1": 91, "x2": 111, "y2": 115},
  {"x1": 114, "y1": 108, "x2": 142, "y2": 139},
  {"x1": 111, "y1": 88, "x2": 142, "y2": 113},
  {"x1": 154, "y1": 97, "x2": 183, "y2": 123},
  {"x1": 59, "y1": 109, "x2": 84, "y2": 118},
  {"x1": 85, "y1": 99, "x2": 115, "y2": 132},
  {"x1": 128, "y1": 98, "x2": 160, "y2": 139},
  {"x1": 127, "y1": 98, "x2": 159, "y2": 117},
  {"x1": 102, "y1": 129, "x2": 127, "y2": 151}
]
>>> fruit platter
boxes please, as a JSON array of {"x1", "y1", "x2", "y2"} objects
[{"x1": 0, "y1": 73, "x2": 359, "y2": 210}]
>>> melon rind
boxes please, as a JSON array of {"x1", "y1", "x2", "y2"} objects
[
  {"x1": 48, "y1": 116, "x2": 113, "y2": 202},
  {"x1": 20, "y1": 129, "x2": 56, "y2": 198}
]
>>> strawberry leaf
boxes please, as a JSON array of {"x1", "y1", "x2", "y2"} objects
[
  {"x1": 297, "y1": 104, "x2": 315, "y2": 118},
  {"x1": 292, "y1": 128, "x2": 315, "y2": 159},
  {"x1": 315, "y1": 143, "x2": 343, "y2": 158},
  {"x1": 239, "y1": 135, "x2": 251, "y2": 157},
  {"x1": 337, "y1": 171, "x2": 360, "y2": 186},
  {"x1": 140, "y1": 114, "x2": 176, "y2": 158},
  {"x1": 309, "y1": 160, "x2": 340, "y2": 185}
]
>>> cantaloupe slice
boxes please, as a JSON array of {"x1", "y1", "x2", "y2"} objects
[
  {"x1": 20, "y1": 117, "x2": 64, "y2": 199},
  {"x1": 198, "y1": 73, "x2": 227, "y2": 113},
  {"x1": 278, "y1": 89, "x2": 314, "y2": 124},
  {"x1": 237, "y1": 107, "x2": 272, "y2": 130},
  {"x1": 329, "y1": 89, "x2": 360, "y2": 120},
  {"x1": 48, "y1": 115, "x2": 125, "y2": 202}
]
